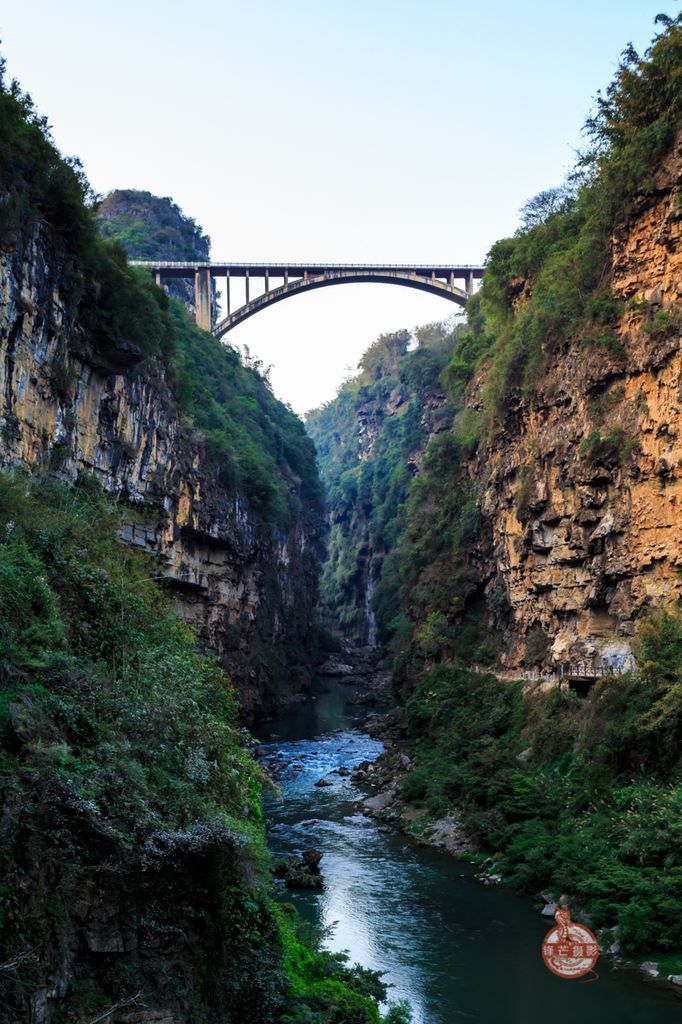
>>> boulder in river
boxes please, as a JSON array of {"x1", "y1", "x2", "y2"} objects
[
  {"x1": 301, "y1": 848, "x2": 323, "y2": 869},
  {"x1": 314, "y1": 777, "x2": 334, "y2": 788},
  {"x1": 274, "y1": 850, "x2": 324, "y2": 889}
]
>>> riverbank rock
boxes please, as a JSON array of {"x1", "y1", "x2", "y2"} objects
[
  {"x1": 351, "y1": 760, "x2": 374, "y2": 782},
  {"x1": 274, "y1": 850, "x2": 324, "y2": 889},
  {"x1": 317, "y1": 643, "x2": 387, "y2": 698},
  {"x1": 420, "y1": 815, "x2": 472, "y2": 856},
  {"x1": 363, "y1": 787, "x2": 397, "y2": 813}
]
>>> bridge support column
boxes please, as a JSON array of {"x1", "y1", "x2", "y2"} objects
[
  {"x1": 194, "y1": 267, "x2": 213, "y2": 331},
  {"x1": 225, "y1": 272, "x2": 230, "y2": 315},
  {"x1": 465, "y1": 271, "x2": 475, "y2": 298},
  {"x1": 155, "y1": 270, "x2": 162, "y2": 287}
]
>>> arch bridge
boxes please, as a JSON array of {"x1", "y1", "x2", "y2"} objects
[{"x1": 131, "y1": 261, "x2": 484, "y2": 337}]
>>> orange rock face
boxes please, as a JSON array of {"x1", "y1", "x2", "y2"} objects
[{"x1": 474, "y1": 136, "x2": 682, "y2": 671}]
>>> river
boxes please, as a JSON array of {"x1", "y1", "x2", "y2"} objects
[{"x1": 257, "y1": 677, "x2": 682, "y2": 1023}]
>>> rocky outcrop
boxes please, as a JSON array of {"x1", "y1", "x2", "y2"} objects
[
  {"x1": 471, "y1": 135, "x2": 682, "y2": 671},
  {"x1": 0, "y1": 228, "x2": 320, "y2": 717}
]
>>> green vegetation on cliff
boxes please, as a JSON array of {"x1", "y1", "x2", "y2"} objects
[
  {"x1": 0, "y1": 58, "x2": 175, "y2": 364},
  {"x1": 444, "y1": 12, "x2": 682, "y2": 434},
  {"x1": 384, "y1": 14, "x2": 682, "y2": 679},
  {"x1": 0, "y1": 56, "x2": 321, "y2": 534},
  {"x1": 97, "y1": 189, "x2": 210, "y2": 261},
  {"x1": 0, "y1": 474, "x2": 400, "y2": 1022},
  {"x1": 0, "y1": 474, "x2": 281, "y2": 1019},
  {"x1": 96, "y1": 189, "x2": 211, "y2": 308},
  {"x1": 401, "y1": 611, "x2": 682, "y2": 957},
  {"x1": 306, "y1": 324, "x2": 457, "y2": 645},
  {"x1": 172, "y1": 302, "x2": 322, "y2": 527},
  {"x1": 94, "y1": 186, "x2": 322, "y2": 529}
]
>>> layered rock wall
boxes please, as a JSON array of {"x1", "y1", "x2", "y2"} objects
[
  {"x1": 472, "y1": 137, "x2": 682, "y2": 670},
  {"x1": 0, "y1": 229, "x2": 319, "y2": 716}
]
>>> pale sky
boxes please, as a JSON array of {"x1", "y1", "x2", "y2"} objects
[{"x1": 0, "y1": 1, "x2": 673, "y2": 413}]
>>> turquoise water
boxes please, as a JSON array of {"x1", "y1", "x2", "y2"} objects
[{"x1": 258, "y1": 679, "x2": 682, "y2": 1023}]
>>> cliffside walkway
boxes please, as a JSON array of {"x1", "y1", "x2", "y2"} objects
[
  {"x1": 130, "y1": 261, "x2": 484, "y2": 336},
  {"x1": 492, "y1": 657, "x2": 637, "y2": 690}
]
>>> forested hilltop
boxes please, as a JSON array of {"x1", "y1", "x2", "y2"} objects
[
  {"x1": 97, "y1": 189, "x2": 210, "y2": 309},
  {"x1": 0, "y1": 54, "x2": 401, "y2": 1024},
  {"x1": 309, "y1": 15, "x2": 682, "y2": 970}
]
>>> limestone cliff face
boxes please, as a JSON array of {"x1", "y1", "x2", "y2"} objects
[
  {"x1": 0, "y1": 229, "x2": 319, "y2": 717},
  {"x1": 472, "y1": 136, "x2": 682, "y2": 671}
]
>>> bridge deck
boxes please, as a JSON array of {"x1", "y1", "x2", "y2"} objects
[{"x1": 130, "y1": 260, "x2": 485, "y2": 279}]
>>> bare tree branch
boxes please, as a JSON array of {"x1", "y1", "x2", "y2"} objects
[
  {"x1": 86, "y1": 990, "x2": 146, "y2": 1024},
  {"x1": 0, "y1": 947, "x2": 40, "y2": 973}
]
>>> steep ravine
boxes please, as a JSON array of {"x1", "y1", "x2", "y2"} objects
[{"x1": 308, "y1": 134, "x2": 682, "y2": 676}]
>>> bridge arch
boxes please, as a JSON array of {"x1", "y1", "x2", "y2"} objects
[{"x1": 212, "y1": 269, "x2": 467, "y2": 338}]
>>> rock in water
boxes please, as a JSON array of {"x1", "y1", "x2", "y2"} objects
[
  {"x1": 274, "y1": 850, "x2": 324, "y2": 889},
  {"x1": 301, "y1": 848, "x2": 323, "y2": 869}
]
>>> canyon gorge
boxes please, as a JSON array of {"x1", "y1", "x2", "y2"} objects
[{"x1": 1, "y1": 12, "x2": 681, "y2": 1024}]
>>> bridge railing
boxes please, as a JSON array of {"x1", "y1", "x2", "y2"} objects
[
  {"x1": 129, "y1": 260, "x2": 485, "y2": 273},
  {"x1": 515, "y1": 659, "x2": 636, "y2": 684},
  {"x1": 475, "y1": 658, "x2": 636, "y2": 685}
]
